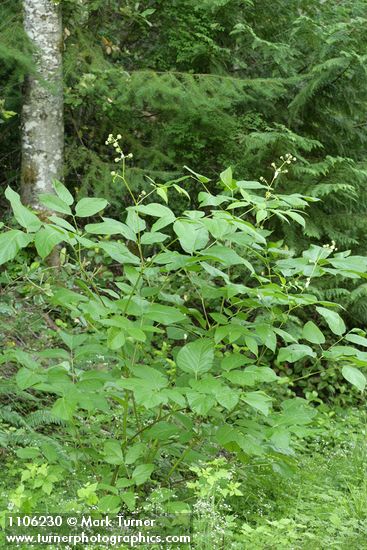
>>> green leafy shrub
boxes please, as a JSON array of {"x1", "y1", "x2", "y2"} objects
[{"x1": 1, "y1": 150, "x2": 367, "y2": 518}]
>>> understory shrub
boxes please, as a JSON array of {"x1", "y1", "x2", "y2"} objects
[{"x1": 1, "y1": 146, "x2": 367, "y2": 528}]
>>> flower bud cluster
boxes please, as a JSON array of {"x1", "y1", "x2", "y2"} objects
[
  {"x1": 260, "y1": 154, "x2": 297, "y2": 186},
  {"x1": 105, "y1": 133, "x2": 133, "y2": 171},
  {"x1": 323, "y1": 240, "x2": 338, "y2": 252},
  {"x1": 280, "y1": 153, "x2": 297, "y2": 164}
]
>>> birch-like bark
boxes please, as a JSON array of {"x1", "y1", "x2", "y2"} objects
[{"x1": 21, "y1": 0, "x2": 63, "y2": 208}]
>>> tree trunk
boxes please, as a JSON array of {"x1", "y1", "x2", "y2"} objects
[{"x1": 21, "y1": 0, "x2": 64, "y2": 209}]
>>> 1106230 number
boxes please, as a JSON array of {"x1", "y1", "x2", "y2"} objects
[{"x1": 8, "y1": 516, "x2": 63, "y2": 527}]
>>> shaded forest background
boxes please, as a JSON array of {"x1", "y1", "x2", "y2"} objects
[{"x1": 1, "y1": 0, "x2": 367, "y2": 315}]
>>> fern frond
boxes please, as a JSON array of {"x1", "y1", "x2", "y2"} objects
[
  {"x1": 26, "y1": 410, "x2": 65, "y2": 428},
  {"x1": 0, "y1": 406, "x2": 27, "y2": 427}
]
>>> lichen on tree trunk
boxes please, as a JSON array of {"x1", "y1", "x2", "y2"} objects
[{"x1": 21, "y1": 0, "x2": 64, "y2": 208}]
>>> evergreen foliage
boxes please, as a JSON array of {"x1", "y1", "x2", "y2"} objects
[
  {"x1": 1, "y1": 0, "x2": 367, "y2": 313},
  {"x1": 0, "y1": 2, "x2": 33, "y2": 194}
]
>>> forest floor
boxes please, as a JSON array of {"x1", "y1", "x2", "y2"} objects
[
  {"x1": 1, "y1": 407, "x2": 366, "y2": 549},
  {"x1": 235, "y1": 407, "x2": 367, "y2": 549}
]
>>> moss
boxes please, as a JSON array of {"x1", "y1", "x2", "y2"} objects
[{"x1": 20, "y1": 160, "x2": 38, "y2": 204}]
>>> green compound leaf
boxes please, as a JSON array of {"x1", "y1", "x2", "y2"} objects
[
  {"x1": 316, "y1": 306, "x2": 346, "y2": 336},
  {"x1": 342, "y1": 365, "x2": 366, "y2": 392},
  {"x1": 75, "y1": 197, "x2": 108, "y2": 217},
  {"x1": 176, "y1": 339, "x2": 214, "y2": 377},
  {"x1": 5, "y1": 186, "x2": 41, "y2": 232}
]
